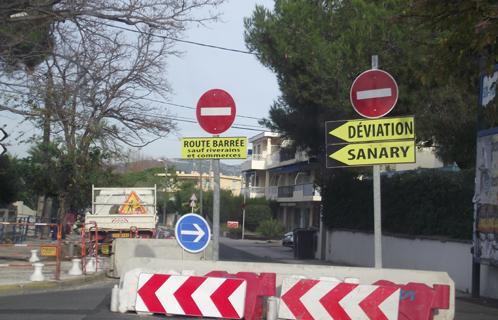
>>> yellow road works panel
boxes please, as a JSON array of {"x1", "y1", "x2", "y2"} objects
[
  {"x1": 327, "y1": 140, "x2": 416, "y2": 168},
  {"x1": 181, "y1": 137, "x2": 247, "y2": 160},
  {"x1": 119, "y1": 191, "x2": 147, "y2": 214},
  {"x1": 326, "y1": 116, "x2": 415, "y2": 143}
]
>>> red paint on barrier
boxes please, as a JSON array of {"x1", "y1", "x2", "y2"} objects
[
  {"x1": 174, "y1": 276, "x2": 205, "y2": 316},
  {"x1": 137, "y1": 274, "x2": 170, "y2": 313},
  {"x1": 360, "y1": 286, "x2": 399, "y2": 320},
  {"x1": 374, "y1": 280, "x2": 451, "y2": 320},
  {"x1": 320, "y1": 282, "x2": 358, "y2": 319},
  {"x1": 205, "y1": 271, "x2": 276, "y2": 320}
]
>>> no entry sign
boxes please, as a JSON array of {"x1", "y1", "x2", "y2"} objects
[
  {"x1": 350, "y1": 69, "x2": 398, "y2": 119},
  {"x1": 196, "y1": 89, "x2": 236, "y2": 134}
]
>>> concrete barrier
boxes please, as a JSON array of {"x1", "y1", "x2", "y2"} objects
[
  {"x1": 116, "y1": 258, "x2": 455, "y2": 319},
  {"x1": 110, "y1": 238, "x2": 212, "y2": 277}
]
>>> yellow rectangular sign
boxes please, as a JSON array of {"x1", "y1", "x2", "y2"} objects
[
  {"x1": 40, "y1": 246, "x2": 57, "y2": 257},
  {"x1": 326, "y1": 116, "x2": 415, "y2": 144},
  {"x1": 326, "y1": 140, "x2": 416, "y2": 168},
  {"x1": 111, "y1": 232, "x2": 130, "y2": 238},
  {"x1": 181, "y1": 137, "x2": 248, "y2": 160}
]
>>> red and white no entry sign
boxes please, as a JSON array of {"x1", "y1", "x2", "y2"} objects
[
  {"x1": 350, "y1": 69, "x2": 398, "y2": 119},
  {"x1": 196, "y1": 89, "x2": 236, "y2": 134}
]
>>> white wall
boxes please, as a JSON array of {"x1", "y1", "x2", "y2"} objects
[{"x1": 325, "y1": 230, "x2": 498, "y2": 299}]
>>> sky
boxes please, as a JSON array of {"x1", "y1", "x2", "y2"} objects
[{"x1": 0, "y1": 0, "x2": 280, "y2": 164}]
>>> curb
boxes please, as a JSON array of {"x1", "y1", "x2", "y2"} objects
[{"x1": 0, "y1": 272, "x2": 109, "y2": 296}]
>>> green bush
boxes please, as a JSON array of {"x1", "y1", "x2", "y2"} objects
[
  {"x1": 322, "y1": 168, "x2": 474, "y2": 240},
  {"x1": 245, "y1": 204, "x2": 272, "y2": 231},
  {"x1": 257, "y1": 219, "x2": 285, "y2": 238},
  {"x1": 221, "y1": 225, "x2": 242, "y2": 238}
]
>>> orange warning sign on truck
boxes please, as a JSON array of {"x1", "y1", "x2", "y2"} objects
[{"x1": 119, "y1": 191, "x2": 146, "y2": 214}]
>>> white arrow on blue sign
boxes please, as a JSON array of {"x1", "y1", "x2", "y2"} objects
[{"x1": 174, "y1": 213, "x2": 211, "y2": 253}]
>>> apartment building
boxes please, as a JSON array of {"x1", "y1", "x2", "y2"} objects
[{"x1": 241, "y1": 132, "x2": 321, "y2": 231}]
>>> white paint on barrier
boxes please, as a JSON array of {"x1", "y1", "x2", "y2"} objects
[
  {"x1": 157, "y1": 275, "x2": 187, "y2": 315},
  {"x1": 301, "y1": 281, "x2": 337, "y2": 320},
  {"x1": 134, "y1": 273, "x2": 152, "y2": 313},
  {"x1": 340, "y1": 285, "x2": 377, "y2": 319},
  {"x1": 191, "y1": 277, "x2": 224, "y2": 317}
]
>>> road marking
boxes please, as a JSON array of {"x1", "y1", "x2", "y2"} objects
[
  {"x1": 200, "y1": 107, "x2": 231, "y2": 116},
  {"x1": 357, "y1": 88, "x2": 392, "y2": 100}
]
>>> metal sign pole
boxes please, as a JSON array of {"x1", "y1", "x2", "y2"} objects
[
  {"x1": 372, "y1": 55, "x2": 383, "y2": 268},
  {"x1": 213, "y1": 153, "x2": 220, "y2": 261}
]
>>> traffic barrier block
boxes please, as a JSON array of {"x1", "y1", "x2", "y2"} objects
[
  {"x1": 374, "y1": 280, "x2": 451, "y2": 320},
  {"x1": 204, "y1": 271, "x2": 276, "y2": 320}
]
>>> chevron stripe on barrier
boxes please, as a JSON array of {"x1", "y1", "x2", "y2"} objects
[{"x1": 279, "y1": 277, "x2": 400, "y2": 320}]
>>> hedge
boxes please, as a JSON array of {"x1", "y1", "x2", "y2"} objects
[{"x1": 321, "y1": 168, "x2": 474, "y2": 240}]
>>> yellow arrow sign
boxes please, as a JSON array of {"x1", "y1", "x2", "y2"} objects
[
  {"x1": 326, "y1": 116, "x2": 415, "y2": 144},
  {"x1": 326, "y1": 140, "x2": 416, "y2": 167}
]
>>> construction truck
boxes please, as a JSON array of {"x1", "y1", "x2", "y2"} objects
[{"x1": 85, "y1": 186, "x2": 158, "y2": 243}]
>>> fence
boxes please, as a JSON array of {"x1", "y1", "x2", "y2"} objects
[
  {"x1": 79, "y1": 221, "x2": 99, "y2": 274},
  {"x1": 0, "y1": 221, "x2": 62, "y2": 280}
]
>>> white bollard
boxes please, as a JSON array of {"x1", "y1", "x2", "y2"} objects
[
  {"x1": 68, "y1": 258, "x2": 83, "y2": 276},
  {"x1": 110, "y1": 284, "x2": 119, "y2": 312},
  {"x1": 29, "y1": 249, "x2": 40, "y2": 263},
  {"x1": 30, "y1": 263, "x2": 45, "y2": 281},
  {"x1": 266, "y1": 296, "x2": 279, "y2": 320},
  {"x1": 86, "y1": 257, "x2": 96, "y2": 273}
]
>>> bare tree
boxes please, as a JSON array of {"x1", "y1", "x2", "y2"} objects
[{"x1": 0, "y1": 0, "x2": 225, "y2": 222}]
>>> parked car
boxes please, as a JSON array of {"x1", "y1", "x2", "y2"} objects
[
  {"x1": 156, "y1": 227, "x2": 175, "y2": 239},
  {"x1": 282, "y1": 231, "x2": 294, "y2": 247}
]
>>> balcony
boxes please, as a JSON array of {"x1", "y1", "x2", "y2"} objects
[
  {"x1": 266, "y1": 150, "x2": 310, "y2": 169},
  {"x1": 242, "y1": 186, "x2": 266, "y2": 199},
  {"x1": 273, "y1": 183, "x2": 321, "y2": 202},
  {"x1": 241, "y1": 154, "x2": 266, "y2": 171}
]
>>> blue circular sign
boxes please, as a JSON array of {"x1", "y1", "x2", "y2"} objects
[{"x1": 174, "y1": 213, "x2": 211, "y2": 253}]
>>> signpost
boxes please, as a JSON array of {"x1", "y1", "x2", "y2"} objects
[
  {"x1": 189, "y1": 193, "x2": 197, "y2": 213},
  {"x1": 0, "y1": 129, "x2": 7, "y2": 156},
  {"x1": 194, "y1": 88, "x2": 237, "y2": 261},
  {"x1": 325, "y1": 56, "x2": 414, "y2": 268},
  {"x1": 350, "y1": 68, "x2": 398, "y2": 119},
  {"x1": 175, "y1": 213, "x2": 211, "y2": 253}
]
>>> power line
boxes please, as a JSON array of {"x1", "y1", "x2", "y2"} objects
[
  {"x1": 91, "y1": 20, "x2": 255, "y2": 55},
  {"x1": 141, "y1": 97, "x2": 265, "y2": 121}
]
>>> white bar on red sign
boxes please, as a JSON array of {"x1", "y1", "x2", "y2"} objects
[
  {"x1": 278, "y1": 277, "x2": 400, "y2": 320},
  {"x1": 357, "y1": 88, "x2": 392, "y2": 100},
  {"x1": 200, "y1": 107, "x2": 232, "y2": 116},
  {"x1": 135, "y1": 273, "x2": 246, "y2": 319}
]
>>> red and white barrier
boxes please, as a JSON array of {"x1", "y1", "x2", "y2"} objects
[
  {"x1": 135, "y1": 273, "x2": 246, "y2": 319},
  {"x1": 279, "y1": 277, "x2": 400, "y2": 320}
]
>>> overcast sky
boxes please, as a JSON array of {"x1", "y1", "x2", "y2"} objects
[{"x1": 0, "y1": 0, "x2": 279, "y2": 164}]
